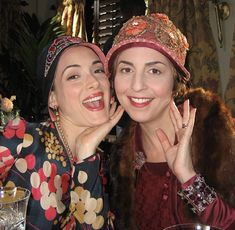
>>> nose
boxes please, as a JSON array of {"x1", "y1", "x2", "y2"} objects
[
  {"x1": 131, "y1": 72, "x2": 146, "y2": 92},
  {"x1": 86, "y1": 73, "x2": 100, "y2": 89}
]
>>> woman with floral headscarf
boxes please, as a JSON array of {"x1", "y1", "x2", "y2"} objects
[
  {"x1": 0, "y1": 36, "x2": 124, "y2": 229},
  {"x1": 106, "y1": 13, "x2": 235, "y2": 229}
]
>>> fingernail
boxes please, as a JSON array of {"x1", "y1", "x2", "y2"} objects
[
  {"x1": 110, "y1": 97, "x2": 115, "y2": 104},
  {"x1": 171, "y1": 100, "x2": 177, "y2": 108}
]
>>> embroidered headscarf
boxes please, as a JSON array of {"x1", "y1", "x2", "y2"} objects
[{"x1": 36, "y1": 36, "x2": 106, "y2": 107}]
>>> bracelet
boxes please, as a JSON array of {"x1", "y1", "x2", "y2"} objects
[{"x1": 178, "y1": 174, "x2": 217, "y2": 214}]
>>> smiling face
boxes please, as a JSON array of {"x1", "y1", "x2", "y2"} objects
[
  {"x1": 114, "y1": 47, "x2": 175, "y2": 124},
  {"x1": 49, "y1": 45, "x2": 110, "y2": 127}
]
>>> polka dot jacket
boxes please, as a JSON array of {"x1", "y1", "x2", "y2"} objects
[{"x1": 0, "y1": 118, "x2": 113, "y2": 230}]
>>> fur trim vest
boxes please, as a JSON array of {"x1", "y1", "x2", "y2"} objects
[{"x1": 109, "y1": 88, "x2": 235, "y2": 229}]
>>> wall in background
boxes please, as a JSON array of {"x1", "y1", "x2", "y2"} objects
[
  {"x1": 23, "y1": 0, "x2": 57, "y2": 23},
  {"x1": 209, "y1": 0, "x2": 235, "y2": 99},
  {"x1": 24, "y1": 0, "x2": 235, "y2": 100}
]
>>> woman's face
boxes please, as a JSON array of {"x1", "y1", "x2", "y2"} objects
[
  {"x1": 114, "y1": 47, "x2": 174, "y2": 123},
  {"x1": 50, "y1": 46, "x2": 110, "y2": 127}
]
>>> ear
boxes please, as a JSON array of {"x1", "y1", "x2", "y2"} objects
[{"x1": 48, "y1": 91, "x2": 58, "y2": 109}]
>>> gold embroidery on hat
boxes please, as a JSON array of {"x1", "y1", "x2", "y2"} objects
[{"x1": 113, "y1": 13, "x2": 189, "y2": 68}]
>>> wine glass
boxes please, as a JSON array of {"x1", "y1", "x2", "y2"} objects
[
  {"x1": 163, "y1": 223, "x2": 223, "y2": 230},
  {"x1": 0, "y1": 187, "x2": 30, "y2": 230}
]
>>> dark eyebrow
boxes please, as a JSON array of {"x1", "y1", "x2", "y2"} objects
[
  {"x1": 62, "y1": 64, "x2": 80, "y2": 75},
  {"x1": 61, "y1": 60, "x2": 102, "y2": 75},
  {"x1": 118, "y1": 60, "x2": 166, "y2": 67},
  {"x1": 118, "y1": 60, "x2": 134, "y2": 67},
  {"x1": 92, "y1": 60, "x2": 103, "y2": 65},
  {"x1": 145, "y1": 61, "x2": 166, "y2": 67}
]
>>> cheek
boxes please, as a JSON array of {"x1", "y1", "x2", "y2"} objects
[
  {"x1": 151, "y1": 78, "x2": 174, "y2": 97},
  {"x1": 65, "y1": 86, "x2": 78, "y2": 98},
  {"x1": 100, "y1": 78, "x2": 110, "y2": 99},
  {"x1": 157, "y1": 85, "x2": 173, "y2": 96},
  {"x1": 58, "y1": 86, "x2": 80, "y2": 107},
  {"x1": 114, "y1": 78, "x2": 128, "y2": 96},
  {"x1": 101, "y1": 78, "x2": 110, "y2": 91}
]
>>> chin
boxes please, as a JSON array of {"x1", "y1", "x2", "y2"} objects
[
  {"x1": 129, "y1": 114, "x2": 148, "y2": 123},
  {"x1": 129, "y1": 113, "x2": 150, "y2": 123},
  {"x1": 89, "y1": 116, "x2": 109, "y2": 126}
]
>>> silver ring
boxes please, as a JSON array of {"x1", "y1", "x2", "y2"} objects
[{"x1": 182, "y1": 123, "x2": 188, "y2": 129}]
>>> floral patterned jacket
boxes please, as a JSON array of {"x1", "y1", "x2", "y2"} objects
[{"x1": 0, "y1": 117, "x2": 112, "y2": 230}]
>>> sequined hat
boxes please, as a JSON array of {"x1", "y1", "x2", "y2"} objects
[
  {"x1": 106, "y1": 13, "x2": 190, "y2": 79},
  {"x1": 37, "y1": 36, "x2": 106, "y2": 107}
]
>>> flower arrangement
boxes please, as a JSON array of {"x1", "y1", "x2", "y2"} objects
[{"x1": 0, "y1": 95, "x2": 20, "y2": 130}]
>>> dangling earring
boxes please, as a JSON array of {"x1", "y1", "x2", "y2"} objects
[{"x1": 54, "y1": 106, "x2": 59, "y2": 122}]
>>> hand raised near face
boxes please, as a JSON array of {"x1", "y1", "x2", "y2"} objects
[
  {"x1": 156, "y1": 99, "x2": 197, "y2": 184},
  {"x1": 75, "y1": 102, "x2": 124, "y2": 162}
]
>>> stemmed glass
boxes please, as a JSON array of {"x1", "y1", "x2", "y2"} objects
[
  {"x1": 163, "y1": 223, "x2": 223, "y2": 230},
  {"x1": 0, "y1": 187, "x2": 30, "y2": 230}
]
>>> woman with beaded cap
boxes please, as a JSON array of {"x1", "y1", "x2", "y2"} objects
[
  {"x1": 0, "y1": 36, "x2": 123, "y2": 229},
  {"x1": 106, "y1": 13, "x2": 235, "y2": 229}
]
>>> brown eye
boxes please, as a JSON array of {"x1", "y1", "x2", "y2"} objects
[
  {"x1": 67, "y1": 75, "x2": 80, "y2": 80},
  {"x1": 120, "y1": 67, "x2": 132, "y2": 73},
  {"x1": 149, "y1": 68, "x2": 161, "y2": 75},
  {"x1": 94, "y1": 68, "x2": 105, "y2": 74}
]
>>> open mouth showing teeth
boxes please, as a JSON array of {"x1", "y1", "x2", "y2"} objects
[
  {"x1": 83, "y1": 95, "x2": 104, "y2": 111},
  {"x1": 130, "y1": 97, "x2": 152, "y2": 103},
  {"x1": 83, "y1": 96, "x2": 102, "y2": 104}
]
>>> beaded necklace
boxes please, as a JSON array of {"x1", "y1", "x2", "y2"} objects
[{"x1": 54, "y1": 120, "x2": 74, "y2": 165}]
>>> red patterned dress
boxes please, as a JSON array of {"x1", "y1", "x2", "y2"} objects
[{"x1": 134, "y1": 125, "x2": 235, "y2": 230}]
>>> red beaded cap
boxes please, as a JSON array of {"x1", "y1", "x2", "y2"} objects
[{"x1": 106, "y1": 13, "x2": 190, "y2": 79}]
